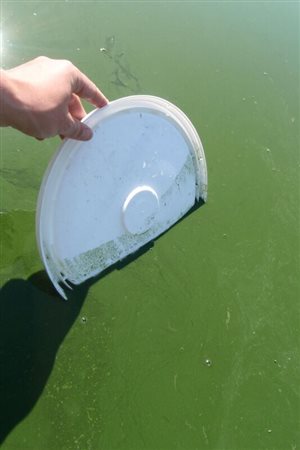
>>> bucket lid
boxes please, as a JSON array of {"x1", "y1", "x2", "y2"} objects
[{"x1": 36, "y1": 95, "x2": 207, "y2": 299}]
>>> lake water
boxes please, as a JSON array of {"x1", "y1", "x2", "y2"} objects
[{"x1": 0, "y1": 2, "x2": 299, "y2": 449}]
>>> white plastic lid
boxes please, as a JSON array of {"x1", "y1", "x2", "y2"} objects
[{"x1": 36, "y1": 95, "x2": 207, "y2": 299}]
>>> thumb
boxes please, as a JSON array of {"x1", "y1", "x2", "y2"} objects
[{"x1": 60, "y1": 114, "x2": 93, "y2": 141}]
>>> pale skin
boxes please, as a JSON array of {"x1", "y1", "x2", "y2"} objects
[{"x1": 0, "y1": 56, "x2": 108, "y2": 140}]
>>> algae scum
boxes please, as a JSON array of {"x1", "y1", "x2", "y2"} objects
[{"x1": 0, "y1": 2, "x2": 299, "y2": 450}]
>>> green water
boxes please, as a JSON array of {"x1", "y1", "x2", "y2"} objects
[{"x1": 0, "y1": 2, "x2": 299, "y2": 449}]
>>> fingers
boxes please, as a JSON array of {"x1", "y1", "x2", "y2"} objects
[
  {"x1": 60, "y1": 113, "x2": 93, "y2": 141},
  {"x1": 72, "y1": 68, "x2": 109, "y2": 108},
  {"x1": 68, "y1": 93, "x2": 87, "y2": 120},
  {"x1": 59, "y1": 94, "x2": 93, "y2": 141}
]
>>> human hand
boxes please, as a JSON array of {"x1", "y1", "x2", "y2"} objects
[{"x1": 0, "y1": 56, "x2": 108, "y2": 140}]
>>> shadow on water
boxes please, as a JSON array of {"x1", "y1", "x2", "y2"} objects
[
  {"x1": 0, "y1": 199, "x2": 204, "y2": 445},
  {"x1": 0, "y1": 272, "x2": 90, "y2": 445}
]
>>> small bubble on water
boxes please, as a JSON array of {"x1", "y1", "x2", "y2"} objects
[
  {"x1": 81, "y1": 316, "x2": 87, "y2": 324},
  {"x1": 267, "y1": 429, "x2": 272, "y2": 433},
  {"x1": 205, "y1": 359, "x2": 212, "y2": 367},
  {"x1": 33, "y1": 12, "x2": 37, "y2": 16}
]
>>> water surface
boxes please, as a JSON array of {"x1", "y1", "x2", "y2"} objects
[{"x1": 0, "y1": 2, "x2": 299, "y2": 449}]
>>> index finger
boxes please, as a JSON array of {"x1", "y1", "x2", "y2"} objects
[{"x1": 72, "y1": 67, "x2": 109, "y2": 108}]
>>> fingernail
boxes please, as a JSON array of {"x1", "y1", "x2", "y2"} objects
[{"x1": 81, "y1": 126, "x2": 93, "y2": 141}]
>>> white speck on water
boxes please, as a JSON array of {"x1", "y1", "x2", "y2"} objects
[
  {"x1": 100, "y1": 47, "x2": 106, "y2": 52},
  {"x1": 167, "y1": 321, "x2": 177, "y2": 332},
  {"x1": 86, "y1": 408, "x2": 93, "y2": 421},
  {"x1": 254, "y1": 100, "x2": 258, "y2": 105},
  {"x1": 33, "y1": 12, "x2": 37, "y2": 16},
  {"x1": 291, "y1": 117, "x2": 295, "y2": 123},
  {"x1": 185, "y1": 420, "x2": 195, "y2": 430},
  {"x1": 242, "y1": 97, "x2": 246, "y2": 101},
  {"x1": 142, "y1": 161, "x2": 146, "y2": 168},
  {"x1": 264, "y1": 146, "x2": 277, "y2": 171},
  {"x1": 226, "y1": 310, "x2": 231, "y2": 328},
  {"x1": 76, "y1": 47, "x2": 80, "y2": 51},
  {"x1": 205, "y1": 358, "x2": 212, "y2": 367},
  {"x1": 202, "y1": 426, "x2": 209, "y2": 444},
  {"x1": 174, "y1": 373, "x2": 178, "y2": 391},
  {"x1": 263, "y1": 71, "x2": 268, "y2": 76},
  {"x1": 268, "y1": 429, "x2": 272, "y2": 433}
]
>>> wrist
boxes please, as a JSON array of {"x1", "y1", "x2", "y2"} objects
[{"x1": 0, "y1": 69, "x2": 15, "y2": 127}]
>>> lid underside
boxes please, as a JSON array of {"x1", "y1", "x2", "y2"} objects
[{"x1": 36, "y1": 95, "x2": 208, "y2": 299}]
